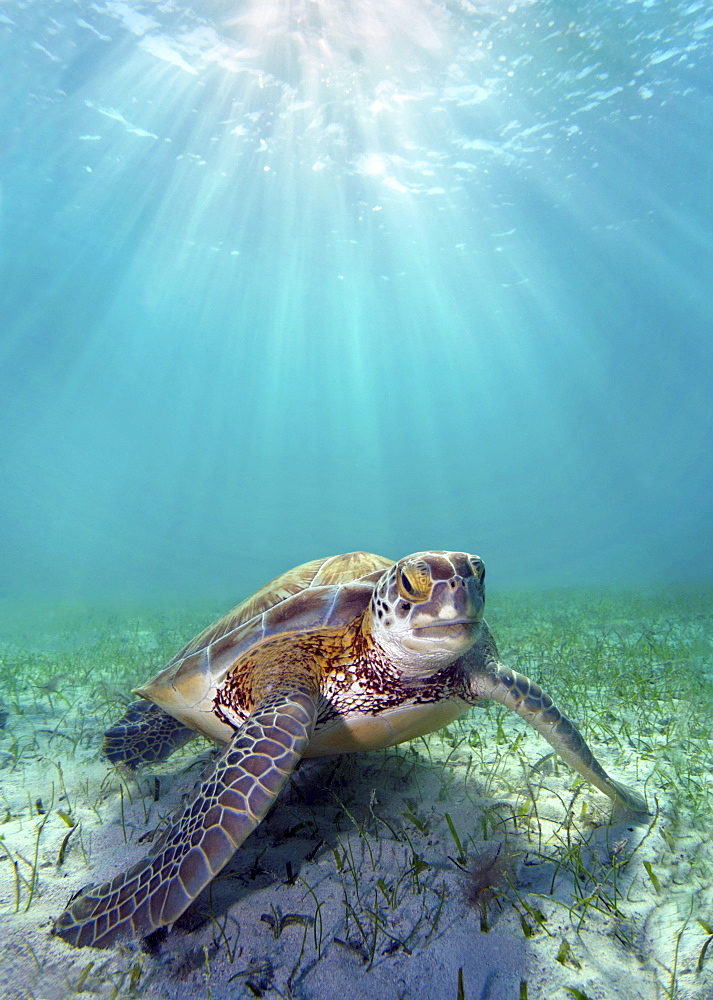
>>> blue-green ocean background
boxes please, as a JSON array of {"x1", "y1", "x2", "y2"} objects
[{"x1": 1, "y1": 0, "x2": 712, "y2": 605}]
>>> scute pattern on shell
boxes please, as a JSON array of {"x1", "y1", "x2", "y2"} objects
[{"x1": 167, "y1": 552, "x2": 393, "y2": 665}]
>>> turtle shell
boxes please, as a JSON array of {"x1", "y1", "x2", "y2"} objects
[{"x1": 133, "y1": 552, "x2": 393, "y2": 737}]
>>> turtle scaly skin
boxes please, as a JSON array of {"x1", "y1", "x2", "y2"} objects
[
  {"x1": 103, "y1": 701, "x2": 195, "y2": 768},
  {"x1": 464, "y1": 624, "x2": 646, "y2": 810},
  {"x1": 56, "y1": 686, "x2": 316, "y2": 947},
  {"x1": 53, "y1": 551, "x2": 648, "y2": 948}
]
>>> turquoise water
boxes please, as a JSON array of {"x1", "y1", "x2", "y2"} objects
[
  {"x1": 1, "y1": 7, "x2": 713, "y2": 996},
  {"x1": 1, "y1": 1, "x2": 712, "y2": 602}
]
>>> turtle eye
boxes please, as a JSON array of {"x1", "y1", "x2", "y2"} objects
[
  {"x1": 469, "y1": 556, "x2": 485, "y2": 582},
  {"x1": 398, "y1": 570, "x2": 416, "y2": 597},
  {"x1": 397, "y1": 560, "x2": 431, "y2": 600}
]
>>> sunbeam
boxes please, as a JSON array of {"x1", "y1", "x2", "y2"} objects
[{"x1": 0, "y1": 0, "x2": 712, "y2": 598}]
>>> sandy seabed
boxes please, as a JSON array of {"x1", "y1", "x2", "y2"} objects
[{"x1": 0, "y1": 589, "x2": 711, "y2": 1000}]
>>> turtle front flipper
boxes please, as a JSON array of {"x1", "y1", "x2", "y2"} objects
[
  {"x1": 103, "y1": 701, "x2": 197, "y2": 769},
  {"x1": 53, "y1": 685, "x2": 317, "y2": 948},
  {"x1": 466, "y1": 633, "x2": 648, "y2": 813}
]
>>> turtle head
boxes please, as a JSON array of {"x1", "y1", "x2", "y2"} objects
[{"x1": 370, "y1": 552, "x2": 485, "y2": 677}]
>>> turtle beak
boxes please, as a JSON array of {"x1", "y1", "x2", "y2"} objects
[
  {"x1": 412, "y1": 578, "x2": 483, "y2": 631},
  {"x1": 413, "y1": 619, "x2": 478, "y2": 631},
  {"x1": 412, "y1": 620, "x2": 478, "y2": 647}
]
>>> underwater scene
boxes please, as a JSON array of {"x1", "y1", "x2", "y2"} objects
[{"x1": 1, "y1": 1, "x2": 712, "y2": 998}]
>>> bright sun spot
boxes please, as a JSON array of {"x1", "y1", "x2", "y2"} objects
[{"x1": 360, "y1": 153, "x2": 387, "y2": 176}]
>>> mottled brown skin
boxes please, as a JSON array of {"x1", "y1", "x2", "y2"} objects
[
  {"x1": 54, "y1": 551, "x2": 647, "y2": 949},
  {"x1": 215, "y1": 614, "x2": 453, "y2": 730}
]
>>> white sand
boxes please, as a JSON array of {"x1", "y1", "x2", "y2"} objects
[{"x1": 0, "y1": 613, "x2": 711, "y2": 1000}]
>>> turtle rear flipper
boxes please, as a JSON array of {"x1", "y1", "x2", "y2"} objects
[
  {"x1": 54, "y1": 685, "x2": 317, "y2": 948},
  {"x1": 102, "y1": 701, "x2": 196, "y2": 769}
]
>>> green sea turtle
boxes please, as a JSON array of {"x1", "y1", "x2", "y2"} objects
[{"x1": 53, "y1": 551, "x2": 647, "y2": 948}]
